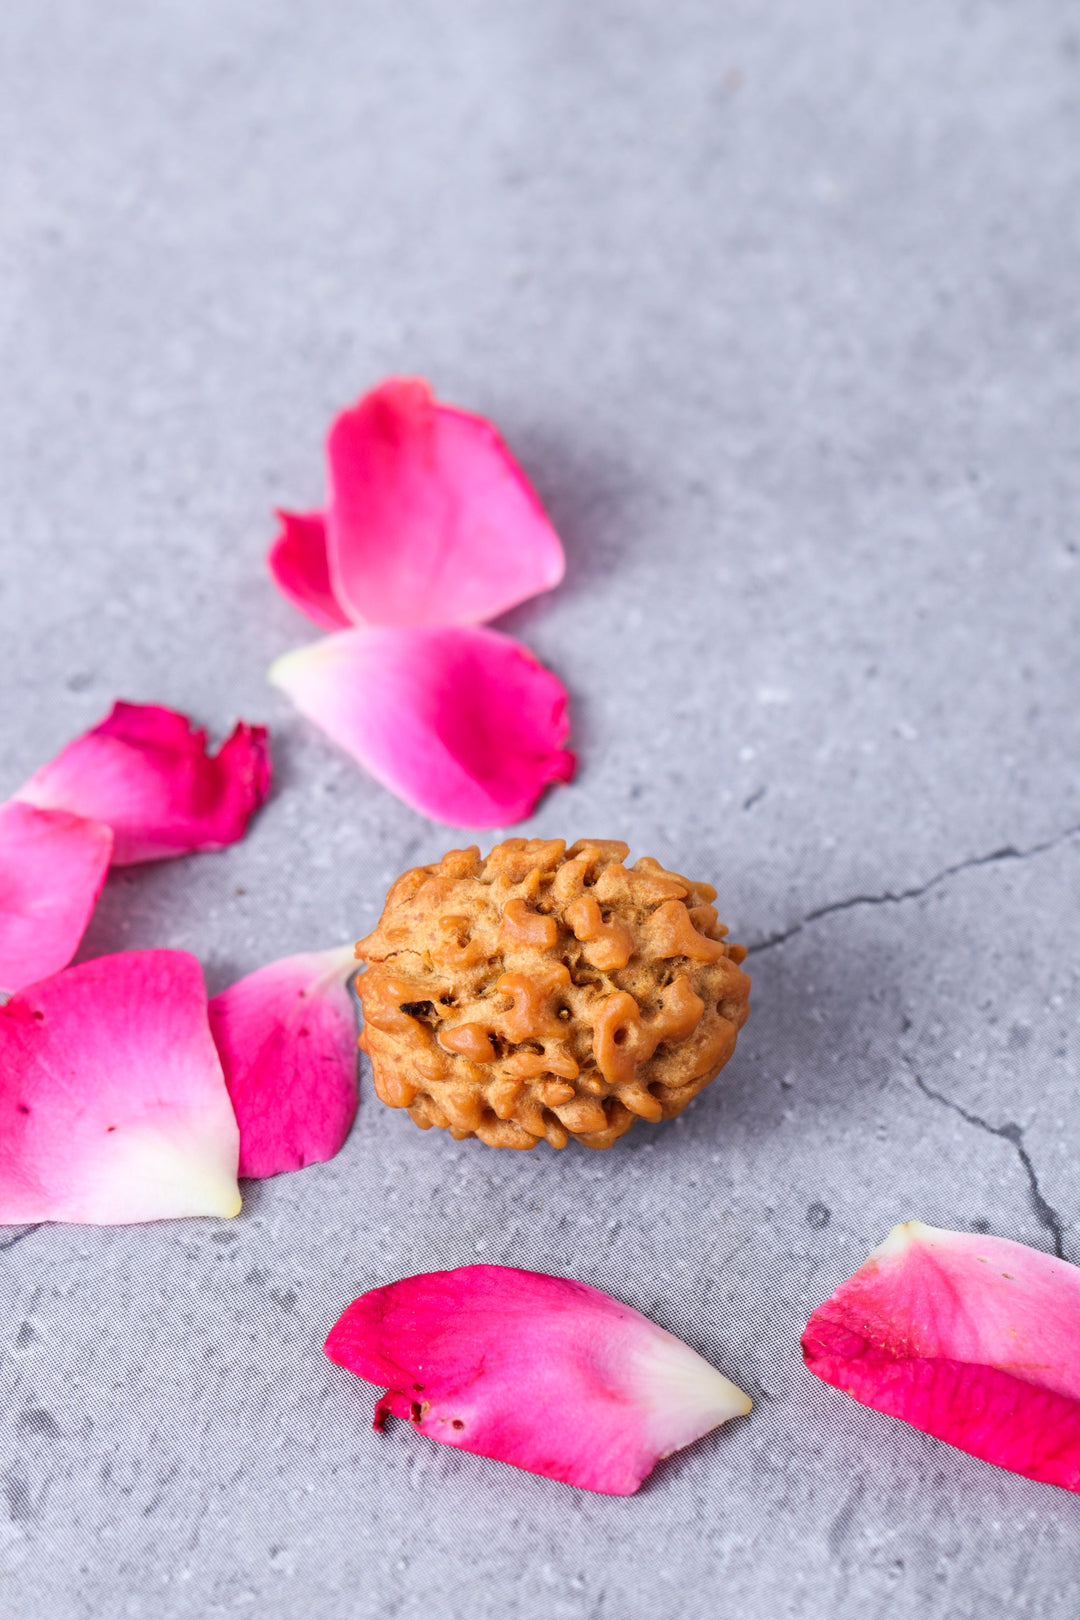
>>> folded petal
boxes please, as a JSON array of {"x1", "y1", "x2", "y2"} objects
[
  {"x1": 208, "y1": 945, "x2": 359, "y2": 1179},
  {"x1": 16, "y1": 701, "x2": 272, "y2": 864},
  {"x1": 0, "y1": 802, "x2": 113, "y2": 995},
  {"x1": 325, "y1": 377, "x2": 565, "y2": 627},
  {"x1": 0, "y1": 950, "x2": 241, "y2": 1225},
  {"x1": 268, "y1": 510, "x2": 352, "y2": 632},
  {"x1": 802, "y1": 1221, "x2": 1080, "y2": 1493},
  {"x1": 325, "y1": 1265, "x2": 751, "y2": 1495},
  {"x1": 269, "y1": 626, "x2": 575, "y2": 827}
]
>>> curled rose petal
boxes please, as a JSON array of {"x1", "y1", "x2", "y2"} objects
[
  {"x1": 208, "y1": 945, "x2": 359, "y2": 1179},
  {"x1": 0, "y1": 951, "x2": 241, "y2": 1226},
  {"x1": 15, "y1": 701, "x2": 271, "y2": 865},
  {"x1": 325, "y1": 1265, "x2": 751, "y2": 1495},
  {"x1": 802, "y1": 1221, "x2": 1080, "y2": 1493},
  {"x1": 0, "y1": 802, "x2": 113, "y2": 995},
  {"x1": 269, "y1": 626, "x2": 575, "y2": 827},
  {"x1": 323, "y1": 377, "x2": 565, "y2": 627},
  {"x1": 268, "y1": 510, "x2": 351, "y2": 632}
]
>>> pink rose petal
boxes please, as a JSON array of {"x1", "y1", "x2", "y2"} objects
[
  {"x1": 269, "y1": 625, "x2": 575, "y2": 827},
  {"x1": 802, "y1": 1220, "x2": 1080, "y2": 1492},
  {"x1": 268, "y1": 510, "x2": 351, "y2": 632},
  {"x1": 0, "y1": 951, "x2": 241, "y2": 1226},
  {"x1": 325, "y1": 1265, "x2": 751, "y2": 1495},
  {"x1": 324, "y1": 377, "x2": 565, "y2": 627},
  {"x1": 208, "y1": 945, "x2": 359, "y2": 1179},
  {"x1": 0, "y1": 802, "x2": 113, "y2": 995},
  {"x1": 16, "y1": 701, "x2": 271, "y2": 865}
]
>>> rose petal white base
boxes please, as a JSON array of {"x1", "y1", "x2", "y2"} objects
[
  {"x1": 66, "y1": 1121, "x2": 242, "y2": 1224},
  {"x1": 631, "y1": 1324, "x2": 753, "y2": 1456}
]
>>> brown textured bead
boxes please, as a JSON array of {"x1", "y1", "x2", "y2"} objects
[{"x1": 354, "y1": 837, "x2": 751, "y2": 1151}]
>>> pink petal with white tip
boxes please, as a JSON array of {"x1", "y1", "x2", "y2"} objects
[
  {"x1": 0, "y1": 802, "x2": 113, "y2": 994},
  {"x1": 325, "y1": 1265, "x2": 751, "y2": 1495},
  {"x1": 16, "y1": 701, "x2": 271, "y2": 865},
  {"x1": 208, "y1": 945, "x2": 359, "y2": 1179},
  {"x1": 269, "y1": 625, "x2": 574, "y2": 828},
  {"x1": 325, "y1": 377, "x2": 565, "y2": 627},
  {"x1": 268, "y1": 510, "x2": 351, "y2": 632},
  {"x1": 0, "y1": 951, "x2": 240, "y2": 1226},
  {"x1": 802, "y1": 1220, "x2": 1080, "y2": 1492}
]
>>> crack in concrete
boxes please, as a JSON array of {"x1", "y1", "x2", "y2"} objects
[
  {"x1": 0, "y1": 1225, "x2": 42, "y2": 1254},
  {"x1": 910, "y1": 1069, "x2": 1067, "y2": 1261},
  {"x1": 746, "y1": 820, "x2": 1080, "y2": 956}
]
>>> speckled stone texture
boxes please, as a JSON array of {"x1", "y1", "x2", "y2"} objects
[{"x1": 1, "y1": 1, "x2": 1079, "y2": 1616}]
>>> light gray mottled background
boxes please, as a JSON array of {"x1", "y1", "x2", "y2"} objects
[{"x1": 2, "y1": 1, "x2": 1079, "y2": 1615}]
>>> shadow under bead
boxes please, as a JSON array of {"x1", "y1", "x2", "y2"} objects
[{"x1": 353, "y1": 838, "x2": 751, "y2": 1151}]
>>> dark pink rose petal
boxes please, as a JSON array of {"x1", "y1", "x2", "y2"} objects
[
  {"x1": 15, "y1": 701, "x2": 271, "y2": 865},
  {"x1": 325, "y1": 377, "x2": 565, "y2": 627},
  {"x1": 802, "y1": 1221, "x2": 1080, "y2": 1493},
  {"x1": 269, "y1": 625, "x2": 575, "y2": 827},
  {"x1": 0, "y1": 951, "x2": 241, "y2": 1226},
  {"x1": 208, "y1": 945, "x2": 359, "y2": 1179},
  {"x1": 325, "y1": 1265, "x2": 751, "y2": 1495},
  {"x1": 0, "y1": 802, "x2": 113, "y2": 995},
  {"x1": 268, "y1": 510, "x2": 351, "y2": 632}
]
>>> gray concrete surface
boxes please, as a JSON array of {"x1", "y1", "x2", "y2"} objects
[{"x1": 2, "y1": 0, "x2": 1079, "y2": 1615}]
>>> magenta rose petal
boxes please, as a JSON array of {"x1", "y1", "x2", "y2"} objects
[
  {"x1": 0, "y1": 802, "x2": 113, "y2": 995},
  {"x1": 268, "y1": 510, "x2": 352, "y2": 632},
  {"x1": 0, "y1": 951, "x2": 241, "y2": 1226},
  {"x1": 325, "y1": 377, "x2": 565, "y2": 628},
  {"x1": 15, "y1": 701, "x2": 271, "y2": 865},
  {"x1": 802, "y1": 1220, "x2": 1080, "y2": 1493},
  {"x1": 269, "y1": 625, "x2": 575, "y2": 828},
  {"x1": 325, "y1": 1265, "x2": 752, "y2": 1495},
  {"x1": 208, "y1": 944, "x2": 359, "y2": 1179}
]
